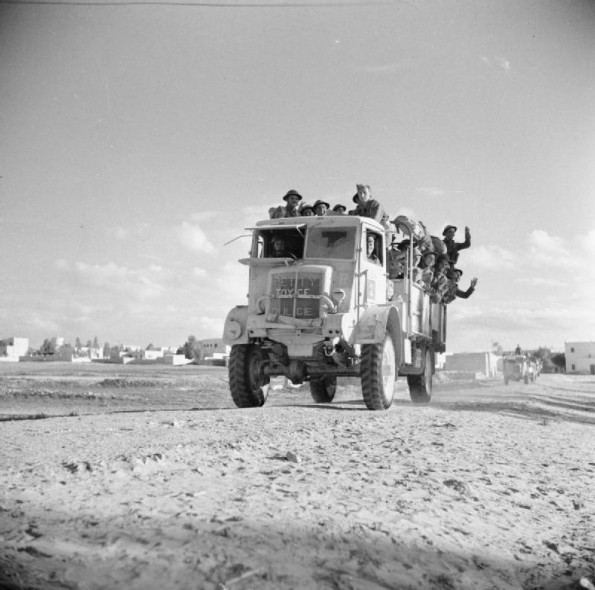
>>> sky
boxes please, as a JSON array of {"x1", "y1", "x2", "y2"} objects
[{"x1": 1, "y1": 0, "x2": 594, "y2": 353}]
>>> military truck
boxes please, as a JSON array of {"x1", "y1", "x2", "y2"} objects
[
  {"x1": 503, "y1": 354, "x2": 534, "y2": 385},
  {"x1": 222, "y1": 215, "x2": 447, "y2": 410}
]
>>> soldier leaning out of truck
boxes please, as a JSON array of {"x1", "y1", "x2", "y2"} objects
[
  {"x1": 442, "y1": 224, "x2": 471, "y2": 265},
  {"x1": 442, "y1": 268, "x2": 478, "y2": 304}
]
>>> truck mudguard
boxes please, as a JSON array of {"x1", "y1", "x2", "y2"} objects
[
  {"x1": 350, "y1": 305, "x2": 403, "y2": 361},
  {"x1": 222, "y1": 306, "x2": 249, "y2": 345}
]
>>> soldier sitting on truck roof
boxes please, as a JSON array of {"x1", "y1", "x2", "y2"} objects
[
  {"x1": 442, "y1": 268, "x2": 478, "y2": 304},
  {"x1": 299, "y1": 202, "x2": 315, "y2": 216},
  {"x1": 442, "y1": 224, "x2": 471, "y2": 266},
  {"x1": 349, "y1": 184, "x2": 391, "y2": 229},
  {"x1": 313, "y1": 199, "x2": 330, "y2": 216},
  {"x1": 269, "y1": 189, "x2": 303, "y2": 219}
]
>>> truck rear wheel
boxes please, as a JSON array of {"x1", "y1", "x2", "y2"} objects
[
  {"x1": 309, "y1": 376, "x2": 336, "y2": 403},
  {"x1": 228, "y1": 344, "x2": 269, "y2": 408},
  {"x1": 408, "y1": 348, "x2": 433, "y2": 403},
  {"x1": 361, "y1": 332, "x2": 396, "y2": 410}
]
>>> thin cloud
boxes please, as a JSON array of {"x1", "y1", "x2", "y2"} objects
[
  {"x1": 355, "y1": 58, "x2": 416, "y2": 74},
  {"x1": 108, "y1": 223, "x2": 151, "y2": 241},
  {"x1": 480, "y1": 55, "x2": 511, "y2": 74},
  {"x1": 527, "y1": 229, "x2": 575, "y2": 268},
  {"x1": 516, "y1": 277, "x2": 565, "y2": 288},
  {"x1": 177, "y1": 221, "x2": 215, "y2": 253},
  {"x1": 72, "y1": 262, "x2": 166, "y2": 299},
  {"x1": 464, "y1": 244, "x2": 518, "y2": 270}
]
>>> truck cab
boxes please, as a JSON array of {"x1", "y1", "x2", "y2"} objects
[{"x1": 223, "y1": 215, "x2": 447, "y2": 410}]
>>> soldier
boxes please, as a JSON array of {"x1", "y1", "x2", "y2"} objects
[
  {"x1": 313, "y1": 199, "x2": 330, "y2": 216},
  {"x1": 271, "y1": 235, "x2": 290, "y2": 258},
  {"x1": 350, "y1": 184, "x2": 390, "y2": 229},
  {"x1": 417, "y1": 251, "x2": 436, "y2": 291},
  {"x1": 442, "y1": 224, "x2": 471, "y2": 265},
  {"x1": 331, "y1": 204, "x2": 347, "y2": 215},
  {"x1": 442, "y1": 268, "x2": 478, "y2": 304},
  {"x1": 387, "y1": 239, "x2": 408, "y2": 279},
  {"x1": 270, "y1": 189, "x2": 303, "y2": 219},
  {"x1": 429, "y1": 254, "x2": 450, "y2": 303},
  {"x1": 366, "y1": 234, "x2": 380, "y2": 264},
  {"x1": 299, "y1": 203, "x2": 315, "y2": 216}
]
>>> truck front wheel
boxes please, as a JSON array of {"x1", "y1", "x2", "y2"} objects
[
  {"x1": 309, "y1": 376, "x2": 336, "y2": 403},
  {"x1": 228, "y1": 344, "x2": 270, "y2": 408},
  {"x1": 408, "y1": 348, "x2": 433, "y2": 403},
  {"x1": 361, "y1": 332, "x2": 396, "y2": 410}
]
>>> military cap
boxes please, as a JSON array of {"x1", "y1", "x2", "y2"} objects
[
  {"x1": 332, "y1": 204, "x2": 347, "y2": 212},
  {"x1": 313, "y1": 199, "x2": 330, "y2": 210},
  {"x1": 283, "y1": 189, "x2": 303, "y2": 201},
  {"x1": 442, "y1": 225, "x2": 457, "y2": 236}
]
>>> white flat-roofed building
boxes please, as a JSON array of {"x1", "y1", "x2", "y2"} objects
[
  {"x1": 443, "y1": 351, "x2": 499, "y2": 378},
  {"x1": 0, "y1": 337, "x2": 29, "y2": 361},
  {"x1": 565, "y1": 341, "x2": 595, "y2": 374}
]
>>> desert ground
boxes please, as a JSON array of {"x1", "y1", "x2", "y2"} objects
[{"x1": 0, "y1": 362, "x2": 593, "y2": 590}]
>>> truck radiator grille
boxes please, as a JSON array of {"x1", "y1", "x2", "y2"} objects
[{"x1": 267, "y1": 267, "x2": 330, "y2": 321}]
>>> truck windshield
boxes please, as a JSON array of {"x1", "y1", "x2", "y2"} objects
[{"x1": 305, "y1": 227, "x2": 356, "y2": 260}]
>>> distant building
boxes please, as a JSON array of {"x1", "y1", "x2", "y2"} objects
[
  {"x1": 139, "y1": 348, "x2": 165, "y2": 361},
  {"x1": 197, "y1": 338, "x2": 231, "y2": 363},
  {"x1": 565, "y1": 341, "x2": 595, "y2": 375},
  {"x1": 0, "y1": 337, "x2": 29, "y2": 361},
  {"x1": 443, "y1": 352, "x2": 499, "y2": 378}
]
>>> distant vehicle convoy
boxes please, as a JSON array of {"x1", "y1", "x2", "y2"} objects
[
  {"x1": 503, "y1": 354, "x2": 539, "y2": 385},
  {"x1": 223, "y1": 215, "x2": 448, "y2": 410}
]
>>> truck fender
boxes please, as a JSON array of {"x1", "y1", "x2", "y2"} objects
[
  {"x1": 350, "y1": 306, "x2": 403, "y2": 364},
  {"x1": 222, "y1": 306, "x2": 249, "y2": 345}
]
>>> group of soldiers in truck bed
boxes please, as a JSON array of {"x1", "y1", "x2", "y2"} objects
[{"x1": 268, "y1": 184, "x2": 478, "y2": 305}]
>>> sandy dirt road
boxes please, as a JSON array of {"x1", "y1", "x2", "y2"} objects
[{"x1": 0, "y1": 364, "x2": 594, "y2": 590}]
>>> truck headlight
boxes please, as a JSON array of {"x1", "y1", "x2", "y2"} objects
[{"x1": 225, "y1": 320, "x2": 242, "y2": 340}]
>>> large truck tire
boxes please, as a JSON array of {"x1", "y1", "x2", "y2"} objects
[
  {"x1": 228, "y1": 344, "x2": 270, "y2": 408},
  {"x1": 361, "y1": 332, "x2": 396, "y2": 411},
  {"x1": 408, "y1": 348, "x2": 433, "y2": 403},
  {"x1": 309, "y1": 376, "x2": 337, "y2": 403}
]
